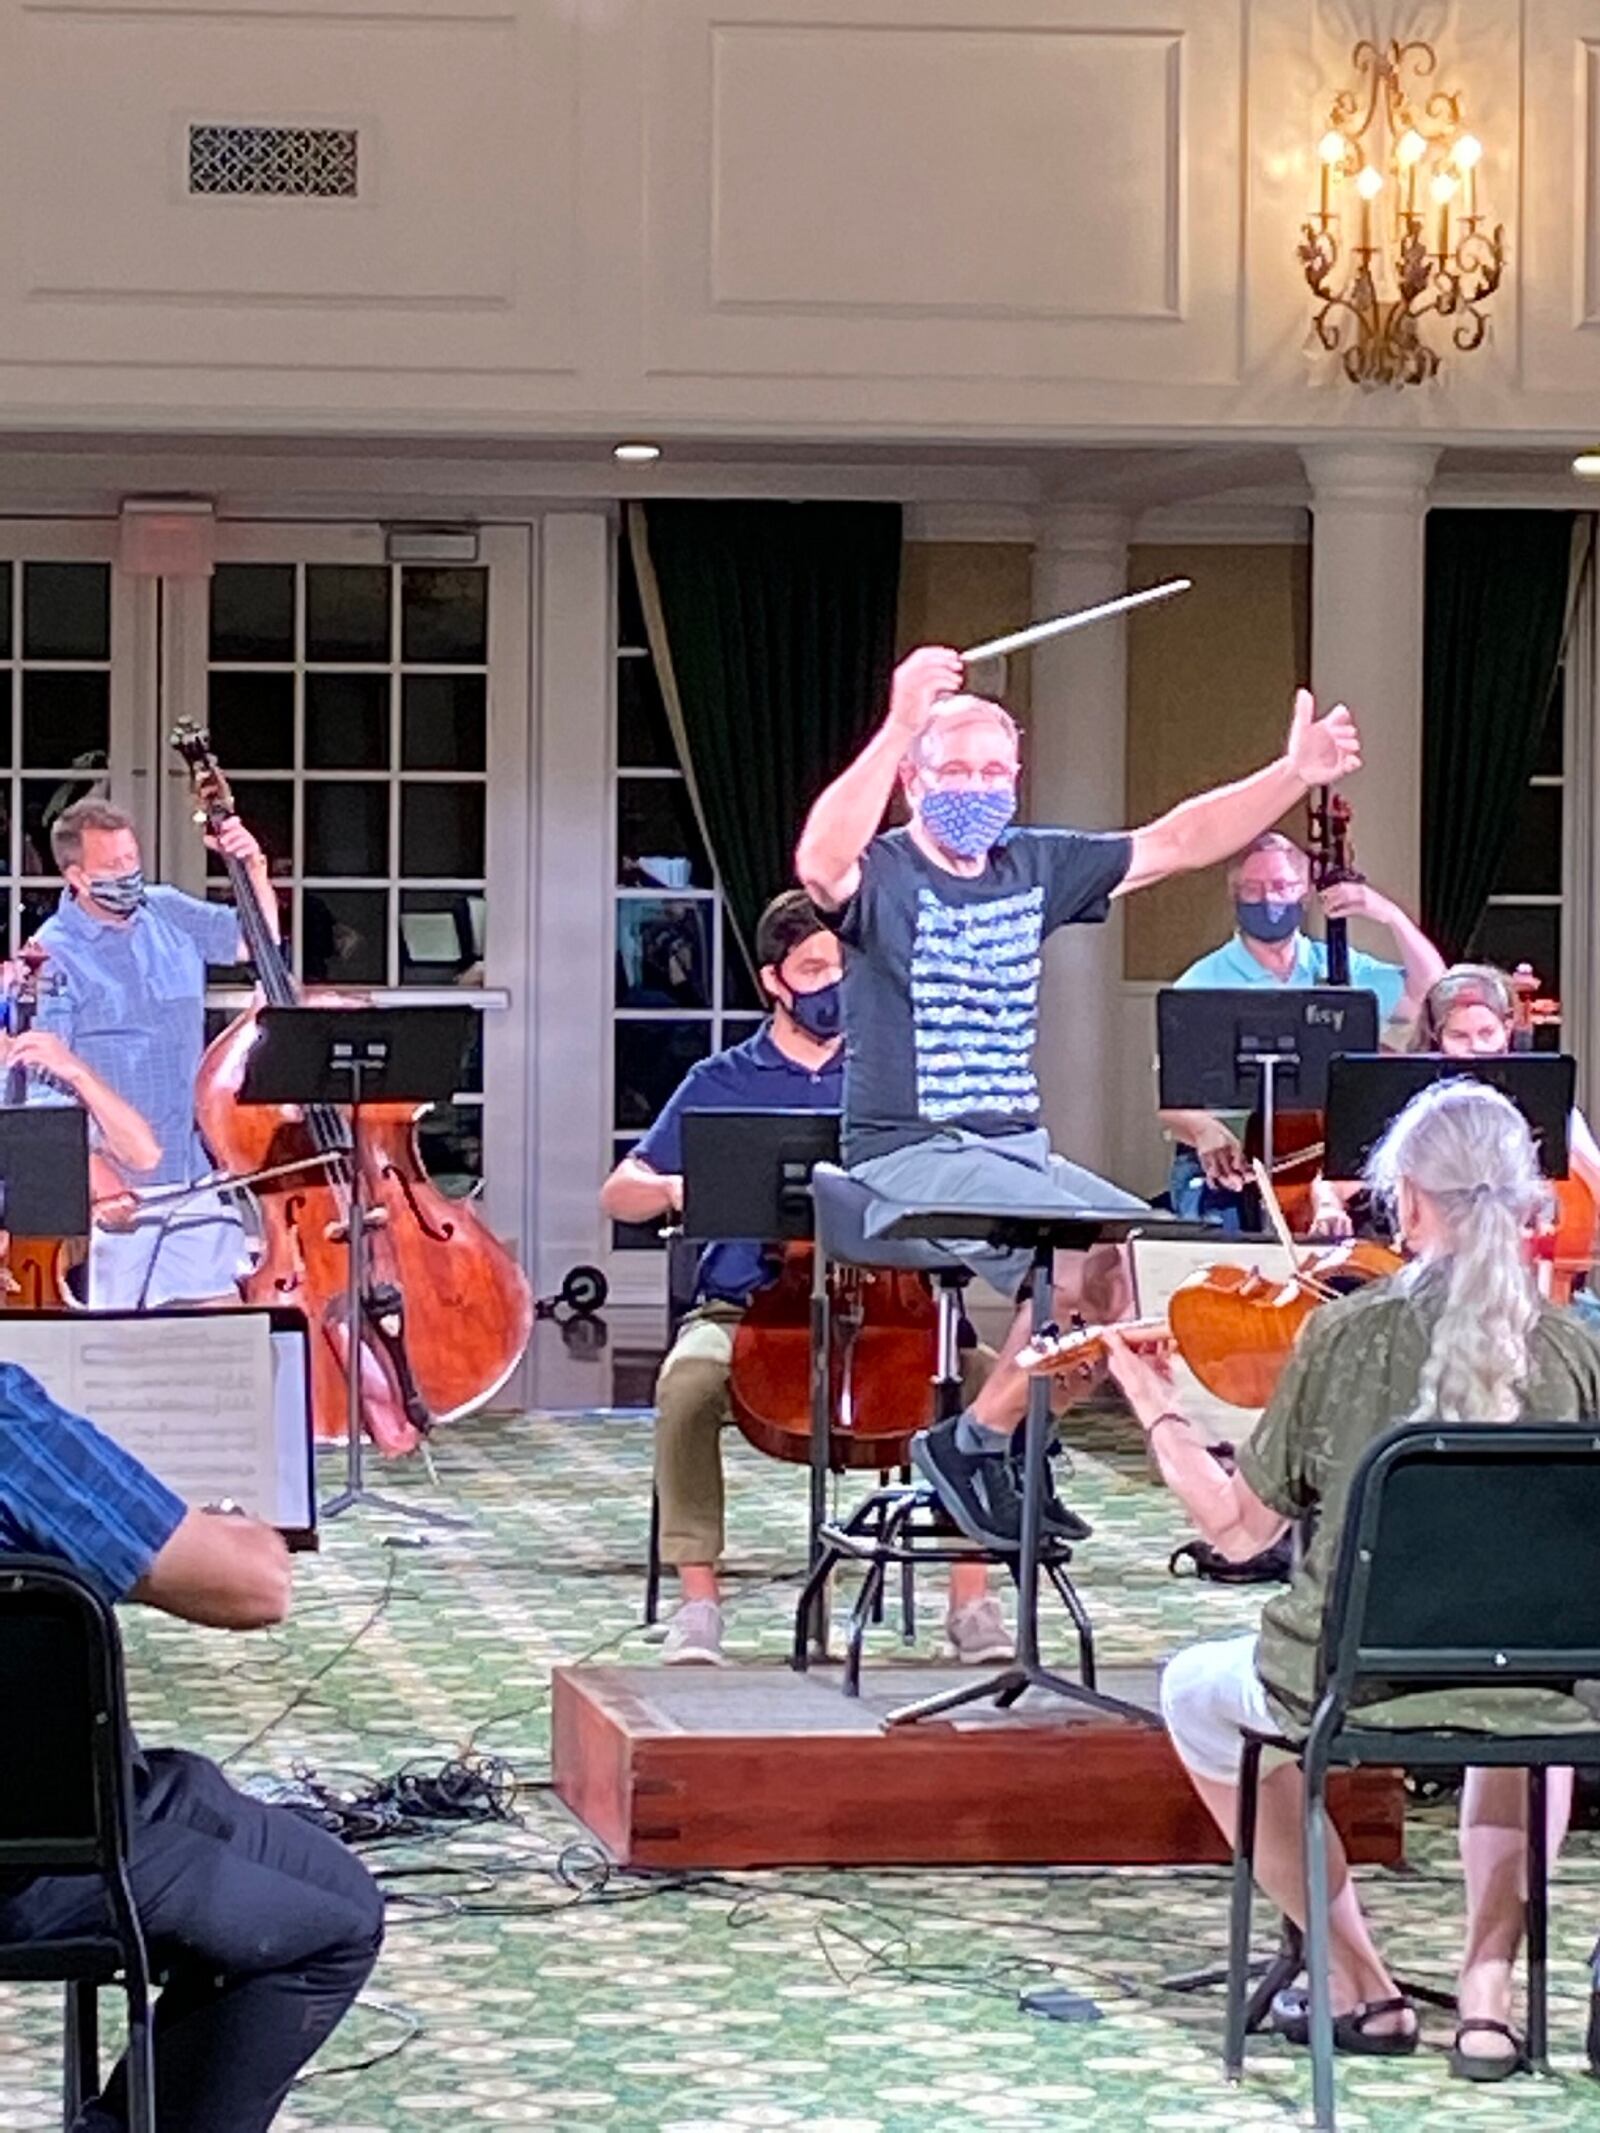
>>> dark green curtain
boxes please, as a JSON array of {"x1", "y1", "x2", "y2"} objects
[
  {"x1": 631, "y1": 500, "x2": 902, "y2": 963},
  {"x1": 1421, "y1": 510, "x2": 1576, "y2": 962}
]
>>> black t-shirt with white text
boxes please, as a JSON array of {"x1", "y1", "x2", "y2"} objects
[{"x1": 828, "y1": 826, "x2": 1133, "y2": 1163}]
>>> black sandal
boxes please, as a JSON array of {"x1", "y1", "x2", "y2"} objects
[
  {"x1": 1271, "y1": 1988, "x2": 1418, "y2": 2055},
  {"x1": 1448, "y1": 2018, "x2": 1528, "y2": 2082}
]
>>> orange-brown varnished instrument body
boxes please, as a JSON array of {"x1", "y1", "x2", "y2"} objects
[{"x1": 727, "y1": 1242, "x2": 938, "y2": 1471}]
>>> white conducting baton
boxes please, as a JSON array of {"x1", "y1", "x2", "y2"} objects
[{"x1": 960, "y1": 576, "x2": 1191, "y2": 664}]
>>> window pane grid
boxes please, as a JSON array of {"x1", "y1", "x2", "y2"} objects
[
  {"x1": 610, "y1": 542, "x2": 749, "y2": 1255},
  {"x1": 207, "y1": 558, "x2": 489, "y2": 996},
  {"x1": 0, "y1": 563, "x2": 113, "y2": 948}
]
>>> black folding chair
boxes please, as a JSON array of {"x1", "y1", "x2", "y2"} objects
[
  {"x1": 1224, "y1": 1423, "x2": 1600, "y2": 2130},
  {"x1": 0, "y1": 1556, "x2": 154, "y2": 2132}
]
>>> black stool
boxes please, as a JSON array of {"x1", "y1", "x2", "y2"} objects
[
  {"x1": 791, "y1": 1169, "x2": 1103, "y2": 1698},
  {"x1": 863, "y1": 1200, "x2": 1202, "y2": 1728}
]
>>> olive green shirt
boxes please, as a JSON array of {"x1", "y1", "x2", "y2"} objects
[{"x1": 1236, "y1": 1278, "x2": 1600, "y2": 1738}]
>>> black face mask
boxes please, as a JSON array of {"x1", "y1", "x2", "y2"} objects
[
  {"x1": 785, "y1": 978, "x2": 842, "y2": 1041},
  {"x1": 1235, "y1": 895, "x2": 1304, "y2": 944}
]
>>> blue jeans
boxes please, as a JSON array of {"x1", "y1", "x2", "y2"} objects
[
  {"x1": 0, "y1": 1748, "x2": 384, "y2": 2133},
  {"x1": 1167, "y1": 1147, "x2": 1251, "y2": 1235}
]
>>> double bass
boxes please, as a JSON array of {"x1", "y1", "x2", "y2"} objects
[
  {"x1": 173, "y1": 723, "x2": 534, "y2": 1453},
  {"x1": 1245, "y1": 787, "x2": 1359, "y2": 1232},
  {"x1": 1509, "y1": 963, "x2": 1598, "y2": 1300}
]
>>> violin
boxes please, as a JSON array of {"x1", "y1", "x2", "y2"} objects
[
  {"x1": 1509, "y1": 963, "x2": 1596, "y2": 1300},
  {"x1": 727, "y1": 1243, "x2": 939, "y2": 1470},
  {"x1": 1244, "y1": 788, "x2": 1361, "y2": 1232},
  {"x1": 172, "y1": 723, "x2": 534, "y2": 1453},
  {"x1": 1019, "y1": 1241, "x2": 1402, "y2": 1411}
]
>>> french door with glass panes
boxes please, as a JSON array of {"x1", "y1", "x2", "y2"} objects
[{"x1": 0, "y1": 521, "x2": 532, "y2": 1260}]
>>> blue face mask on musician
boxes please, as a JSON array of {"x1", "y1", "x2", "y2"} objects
[
  {"x1": 1235, "y1": 895, "x2": 1304, "y2": 944},
  {"x1": 919, "y1": 787, "x2": 1016, "y2": 860},
  {"x1": 85, "y1": 869, "x2": 146, "y2": 917},
  {"x1": 785, "y1": 978, "x2": 842, "y2": 1041}
]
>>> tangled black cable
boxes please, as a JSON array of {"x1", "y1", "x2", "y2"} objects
[{"x1": 270, "y1": 1752, "x2": 521, "y2": 1846}]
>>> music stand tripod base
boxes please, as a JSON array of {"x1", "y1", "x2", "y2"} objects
[
  {"x1": 240, "y1": 1005, "x2": 479, "y2": 1530},
  {"x1": 863, "y1": 1205, "x2": 1210, "y2": 1729}
]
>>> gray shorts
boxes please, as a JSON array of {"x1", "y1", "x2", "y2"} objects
[{"x1": 849, "y1": 1126, "x2": 1146, "y2": 1302}]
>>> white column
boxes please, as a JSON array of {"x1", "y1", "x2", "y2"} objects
[
  {"x1": 531, "y1": 511, "x2": 613, "y2": 1300},
  {"x1": 1302, "y1": 444, "x2": 1438, "y2": 929},
  {"x1": 1024, "y1": 504, "x2": 1130, "y2": 1176}
]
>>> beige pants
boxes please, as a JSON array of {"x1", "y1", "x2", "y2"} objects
[{"x1": 653, "y1": 1299, "x2": 994, "y2": 1568}]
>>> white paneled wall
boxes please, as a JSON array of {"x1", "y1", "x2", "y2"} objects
[{"x1": 0, "y1": 0, "x2": 1596, "y2": 437}]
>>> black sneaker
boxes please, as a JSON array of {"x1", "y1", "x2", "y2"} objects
[
  {"x1": 910, "y1": 1417, "x2": 1023, "y2": 1548},
  {"x1": 1007, "y1": 1431, "x2": 1093, "y2": 1543}
]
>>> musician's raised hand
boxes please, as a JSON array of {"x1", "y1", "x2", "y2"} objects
[
  {"x1": 1285, "y1": 687, "x2": 1361, "y2": 788},
  {"x1": 204, "y1": 813, "x2": 265, "y2": 868},
  {"x1": 887, "y1": 646, "x2": 964, "y2": 740}
]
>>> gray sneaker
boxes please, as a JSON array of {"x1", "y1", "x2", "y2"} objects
[
  {"x1": 661, "y1": 1598, "x2": 726, "y2": 1666},
  {"x1": 944, "y1": 1595, "x2": 1014, "y2": 1665}
]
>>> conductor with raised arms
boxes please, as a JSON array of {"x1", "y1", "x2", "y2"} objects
[{"x1": 796, "y1": 643, "x2": 1362, "y2": 1549}]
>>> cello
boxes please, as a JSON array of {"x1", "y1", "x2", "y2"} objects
[
  {"x1": 172, "y1": 722, "x2": 534, "y2": 1453},
  {"x1": 726, "y1": 1243, "x2": 939, "y2": 1471},
  {"x1": 0, "y1": 943, "x2": 99, "y2": 1309},
  {"x1": 1508, "y1": 963, "x2": 1597, "y2": 1300}
]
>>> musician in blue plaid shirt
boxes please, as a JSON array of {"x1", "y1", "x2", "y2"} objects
[
  {"x1": 34, "y1": 796, "x2": 279, "y2": 1308},
  {"x1": 0, "y1": 1366, "x2": 383, "y2": 2131}
]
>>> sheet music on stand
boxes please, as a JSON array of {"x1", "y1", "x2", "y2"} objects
[{"x1": 0, "y1": 1308, "x2": 316, "y2": 1542}]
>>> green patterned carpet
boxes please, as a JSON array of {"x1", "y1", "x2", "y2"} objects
[{"x1": 6, "y1": 1401, "x2": 1600, "y2": 2131}]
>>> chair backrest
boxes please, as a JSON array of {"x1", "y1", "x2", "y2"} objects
[
  {"x1": 0, "y1": 1556, "x2": 131, "y2": 1874},
  {"x1": 1320, "y1": 1423, "x2": 1600, "y2": 1704}
]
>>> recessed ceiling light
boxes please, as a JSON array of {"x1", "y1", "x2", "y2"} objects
[
  {"x1": 613, "y1": 442, "x2": 662, "y2": 464},
  {"x1": 1574, "y1": 451, "x2": 1600, "y2": 477}
]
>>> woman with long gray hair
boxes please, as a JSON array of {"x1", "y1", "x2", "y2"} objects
[{"x1": 1105, "y1": 1077, "x2": 1600, "y2": 2080}]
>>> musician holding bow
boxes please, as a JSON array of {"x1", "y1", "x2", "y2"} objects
[
  {"x1": 1160, "y1": 830, "x2": 1445, "y2": 1231},
  {"x1": 797, "y1": 649, "x2": 1363, "y2": 1551},
  {"x1": 33, "y1": 797, "x2": 277, "y2": 1308}
]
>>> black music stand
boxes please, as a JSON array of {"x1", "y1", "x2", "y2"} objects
[
  {"x1": 680, "y1": 1110, "x2": 841, "y2": 1639},
  {"x1": 1158, "y1": 988, "x2": 1380, "y2": 1202},
  {"x1": 866, "y1": 1201, "x2": 1214, "y2": 1727},
  {"x1": 0, "y1": 1105, "x2": 90, "y2": 1236},
  {"x1": 241, "y1": 1006, "x2": 475, "y2": 1526},
  {"x1": 1323, "y1": 1052, "x2": 1574, "y2": 1180}
]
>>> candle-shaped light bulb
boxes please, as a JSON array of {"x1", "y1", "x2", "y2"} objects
[
  {"x1": 1354, "y1": 162, "x2": 1382, "y2": 250},
  {"x1": 1455, "y1": 131, "x2": 1483, "y2": 217},
  {"x1": 1432, "y1": 170, "x2": 1458, "y2": 255},
  {"x1": 1319, "y1": 130, "x2": 1348, "y2": 164},
  {"x1": 1395, "y1": 128, "x2": 1427, "y2": 166}
]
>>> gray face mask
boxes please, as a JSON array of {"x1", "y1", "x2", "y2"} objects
[{"x1": 84, "y1": 868, "x2": 146, "y2": 917}]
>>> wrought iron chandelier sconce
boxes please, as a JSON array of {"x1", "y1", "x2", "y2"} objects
[{"x1": 1299, "y1": 38, "x2": 1504, "y2": 388}]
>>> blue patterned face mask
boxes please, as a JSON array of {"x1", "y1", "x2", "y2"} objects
[
  {"x1": 919, "y1": 787, "x2": 1016, "y2": 860},
  {"x1": 85, "y1": 869, "x2": 146, "y2": 917}
]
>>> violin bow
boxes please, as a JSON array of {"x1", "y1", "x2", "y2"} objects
[{"x1": 1250, "y1": 1157, "x2": 1342, "y2": 1300}]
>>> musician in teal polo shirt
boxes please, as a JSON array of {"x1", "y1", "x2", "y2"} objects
[{"x1": 1160, "y1": 831, "x2": 1445, "y2": 1228}]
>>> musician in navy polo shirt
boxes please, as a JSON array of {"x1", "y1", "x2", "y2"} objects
[
  {"x1": 0, "y1": 1370, "x2": 383, "y2": 2132},
  {"x1": 601, "y1": 890, "x2": 1005, "y2": 1666}
]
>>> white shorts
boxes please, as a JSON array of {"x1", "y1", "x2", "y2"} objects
[
  {"x1": 89, "y1": 1187, "x2": 252, "y2": 1309},
  {"x1": 1160, "y1": 1631, "x2": 1282, "y2": 1784}
]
